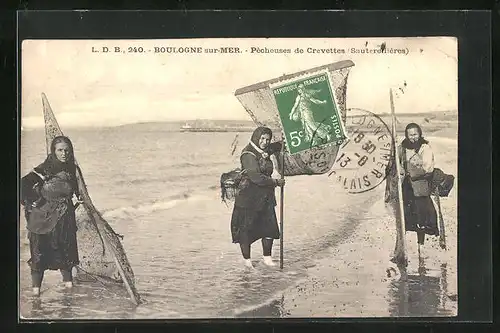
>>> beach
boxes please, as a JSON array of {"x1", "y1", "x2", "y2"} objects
[
  {"x1": 19, "y1": 126, "x2": 457, "y2": 319},
  {"x1": 238, "y1": 136, "x2": 458, "y2": 318}
]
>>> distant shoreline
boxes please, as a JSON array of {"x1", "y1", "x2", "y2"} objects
[{"x1": 21, "y1": 109, "x2": 457, "y2": 132}]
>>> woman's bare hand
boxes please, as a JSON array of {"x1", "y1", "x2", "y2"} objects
[
  {"x1": 275, "y1": 179, "x2": 286, "y2": 187},
  {"x1": 74, "y1": 194, "x2": 84, "y2": 204}
]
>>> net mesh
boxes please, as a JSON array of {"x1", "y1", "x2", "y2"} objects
[
  {"x1": 234, "y1": 60, "x2": 354, "y2": 176},
  {"x1": 41, "y1": 93, "x2": 141, "y2": 304}
]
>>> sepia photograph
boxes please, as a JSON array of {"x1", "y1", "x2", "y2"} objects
[{"x1": 19, "y1": 37, "x2": 458, "y2": 320}]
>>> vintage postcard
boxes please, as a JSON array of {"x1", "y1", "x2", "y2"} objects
[{"x1": 19, "y1": 37, "x2": 458, "y2": 319}]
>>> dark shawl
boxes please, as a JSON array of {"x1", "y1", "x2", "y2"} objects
[
  {"x1": 21, "y1": 136, "x2": 79, "y2": 234},
  {"x1": 401, "y1": 123, "x2": 429, "y2": 154},
  {"x1": 234, "y1": 127, "x2": 282, "y2": 209}
]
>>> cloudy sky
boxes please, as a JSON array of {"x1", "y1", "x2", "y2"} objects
[{"x1": 21, "y1": 37, "x2": 457, "y2": 128}]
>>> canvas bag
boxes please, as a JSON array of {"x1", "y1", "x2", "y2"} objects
[{"x1": 403, "y1": 148, "x2": 432, "y2": 197}]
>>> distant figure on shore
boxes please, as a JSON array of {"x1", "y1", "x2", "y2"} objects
[
  {"x1": 21, "y1": 136, "x2": 82, "y2": 296},
  {"x1": 230, "y1": 126, "x2": 285, "y2": 268},
  {"x1": 385, "y1": 123, "x2": 439, "y2": 258}
]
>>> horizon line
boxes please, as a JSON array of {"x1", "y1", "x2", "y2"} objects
[{"x1": 21, "y1": 109, "x2": 457, "y2": 130}]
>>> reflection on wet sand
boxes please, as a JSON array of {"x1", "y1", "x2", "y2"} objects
[
  {"x1": 30, "y1": 298, "x2": 43, "y2": 318},
  {"x1": 228, "y1": 265, "x2": 307, "y2": 318},
  {"x1": 234, "y1": 191, "x2": 457, "y2": 319},
  {"x1": 28, "y1": 290, "x2": 75, "y2": 319},
  {"x1": 58, "y1": 291, "x2": 75, "y2": 319},
  {"x1": 237, "y1": 295, "x2": 288, "y2": 318},
  {"x1": 388, "y1": 257, "x2": 455, "y2": 317}
]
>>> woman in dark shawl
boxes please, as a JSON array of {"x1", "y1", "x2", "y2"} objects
[
  {"x1": 386, "y1": 123, "x2": 438, "y2": 250},
  {"x1": 21, "y1": 136, "x2": 81, "y2": 295},
  {"x1": 231, "y1": 126, "x2": 285, "y2": 268}
]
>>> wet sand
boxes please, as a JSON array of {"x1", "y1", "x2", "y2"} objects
[
  {"x1": 238, "y1": 136, "x2": 458, "y2": 318},
  {"x1": 239, "y1": 193, "x2": 457, "y2": 318}
]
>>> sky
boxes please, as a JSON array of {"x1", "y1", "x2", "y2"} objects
[{"x1": 21, "y1": 37, "x2": 457, "y2": 128}]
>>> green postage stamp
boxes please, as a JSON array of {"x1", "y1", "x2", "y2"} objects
[{"x1": 270, "y1": 70, "x2": 348, "y2": 155}]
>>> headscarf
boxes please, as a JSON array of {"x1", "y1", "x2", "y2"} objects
[
  {"x1": 401, "y1": 123, "x2": 429, "y2": 153},
  {"x1": 245, "y1": 126, "x2": 273, "y2": 158},
  {"x1": 39, "y1": 136, "x2": 76, "y2": 175}
]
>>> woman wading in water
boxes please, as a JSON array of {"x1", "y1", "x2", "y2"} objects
[
  {"x1": 230, "y1": 127, "x2": 285, "y2": 268},
  {"x1": 400, "y1": 123, "x2": 439, "y2": 244},
  {"x1": 21, "y1": 136, "x2": 82, "y2": 296},
  {"x1": 386, "y1": 123, "x2": 439, "y2": 263}
]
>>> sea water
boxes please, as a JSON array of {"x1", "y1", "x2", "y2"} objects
[{"x1": 19, "y1": 126, "x2": 457, "y2": 319}]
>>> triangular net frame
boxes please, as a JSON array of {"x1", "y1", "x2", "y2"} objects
[{"x1": 41, "y1": 93, "x2": 141, "y2": 304}]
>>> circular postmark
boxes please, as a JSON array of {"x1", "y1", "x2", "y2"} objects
[{"x1": 325, "y1": 108, "x2": 394, "y2": 194}]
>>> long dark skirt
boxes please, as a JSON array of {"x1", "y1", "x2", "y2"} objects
[
  {"x1": 231, "y1": 203, "x2": 280, "y2": 245},
  {"x1": 402, "y1": 177, "x2": 439, "y2": 241},
  {"x1": 27, "y1": 209, "x2": 79, "y2": 273}
]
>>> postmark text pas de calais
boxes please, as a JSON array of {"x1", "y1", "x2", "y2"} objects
[{"x1": 270, "y1": 70, "x2": 348, "y2": 155}]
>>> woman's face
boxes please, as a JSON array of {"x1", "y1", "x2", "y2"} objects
[
  {"x1": 258, "y1": 133, "x2": 271, "y2": 150},
  {"x1": 54, "y1": 142, "x2": 71, "y2": 162},
  {"x1": 406, "y1": 127, "x2": 420, "y2": 143}
]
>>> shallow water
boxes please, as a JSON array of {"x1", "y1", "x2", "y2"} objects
[{"x1": 19, "y1": 127, "x2": 457, "y2": 319}]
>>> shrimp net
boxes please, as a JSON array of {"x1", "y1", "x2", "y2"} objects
[{"x1": 41, "y1": 93, "x2": 141, "y2": 304}]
